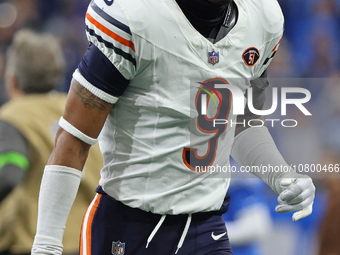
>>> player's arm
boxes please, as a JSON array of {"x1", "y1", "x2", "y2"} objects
[
  {"x1": 47, "y1": 78, "x2": 113, "y2": 170},
  {"x1": 31, "y1": 47, "x2": 129, "y2": 255},
  {"x1": 32, "y1": 41, "x2": 132, "y2": 255},
  {"x1": 32, "y1": 1, "x2": 137, "y2": 253},
  {"x1": 32, "y1": 46, "x2": 132, "y2": 255},
  {"x1": 231, "y1": 71, "x2": 315, "y2": 222},
  {"x1": 31, "y1": 78, "x2": 114, "y2": 255},
  {"x1": 0, "y1": 121, "x2": 29, "y2": 202}
]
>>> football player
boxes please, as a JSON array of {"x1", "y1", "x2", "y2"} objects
[{"x1": 31, "y1": 0, "x2": 315, "y2": 254}]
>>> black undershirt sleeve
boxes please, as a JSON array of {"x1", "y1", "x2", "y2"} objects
[{"x1": 78, "y1": 44, "x2": 130, "y2": 98}]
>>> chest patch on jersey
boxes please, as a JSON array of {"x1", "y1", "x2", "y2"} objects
[
  {"x1": 242, "y1": 47, "x2": 260, "y2": 67},
  {"x1": 208, "y1": 50, "x2": 220, "y2": 65}
]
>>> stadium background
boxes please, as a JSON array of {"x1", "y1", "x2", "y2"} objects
[{"x1": 0, "y1": 0, "x2": 340, "y2": 254}]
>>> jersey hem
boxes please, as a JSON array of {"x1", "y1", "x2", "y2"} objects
[{"x1": 73, "y1": 69, "x2": 119, "y2": 104}]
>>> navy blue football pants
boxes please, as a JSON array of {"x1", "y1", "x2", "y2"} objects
[{"x1": 80, "y1": 187, "x2": 233, "y2": 255}]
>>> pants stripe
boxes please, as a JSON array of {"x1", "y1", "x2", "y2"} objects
[{"x1": 80, "y1": 193, "x2": 102, "y2": 255}]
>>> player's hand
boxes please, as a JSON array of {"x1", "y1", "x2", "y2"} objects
[{"x1": 274, "y1": 172, "x2": 315, "y2": 222}]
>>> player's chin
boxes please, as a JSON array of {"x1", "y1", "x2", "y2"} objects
[{"x1": 206, "y1": 0, "x2": 232, "y2": 6}]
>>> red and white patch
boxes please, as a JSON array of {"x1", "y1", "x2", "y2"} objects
[{"x1": 242, "y1": 47, "x2": 260, "y2": 67}]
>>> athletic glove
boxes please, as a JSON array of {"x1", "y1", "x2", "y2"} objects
[{"x1": 274, "y1": 172, "x2": 315, "y2": 222}]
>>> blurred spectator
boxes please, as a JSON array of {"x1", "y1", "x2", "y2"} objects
[
  {"x1": 0, "y1": 0, "x2": 90, "y2": 106},
  {"x1": 318, "y1": 149, "x2": 340, "y2": 255},
  {"x1": 0, "y1": 29, "x2": 102, "y2": 255}
]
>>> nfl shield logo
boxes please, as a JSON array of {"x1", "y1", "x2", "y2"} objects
[
  {"x1": 208, "y1": 50, "x2": 219, "y2": 65},
  {"x1": 112, "y1": 241, "x2": 125, "y2": 255}
]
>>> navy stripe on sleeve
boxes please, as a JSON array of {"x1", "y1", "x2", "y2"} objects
[
  {"x1": 90, "y1": 0, "x2": 132, "y2": 35},
  {"x1": 86, "y1": 26, "x2": 136, "y2": 67},
  {"x1": 78, "y1": 44, "x2": 129, "y2": 97},
  {"x1": 263, "y1": 58, "x2": 270, "y2": 66}
]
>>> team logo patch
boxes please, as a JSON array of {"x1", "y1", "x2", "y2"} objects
[
  {"x1": 208, "y1": 50, "x2": 219, "y2": 65},
  {"x1": 112, "y1": 241, "x2": 125, "y2": 255},
  {"x1": 242, "y1": 47, "x2": 260, "y2": 67}
]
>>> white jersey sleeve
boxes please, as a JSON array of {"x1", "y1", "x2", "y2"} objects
[
  {"x1": 85, "y1": 0, "x2": 137, "y2": 80},
  {"x1": 256, "y1": 35, "x2": 283, "y2": 77},
  {"x1": 252, "y1": 0, "x2": 284, "y2": 77}
]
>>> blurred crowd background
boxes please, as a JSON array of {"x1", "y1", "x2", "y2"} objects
[{"x1": 0, "y1": 0, "x2": 340, "y2": 255}]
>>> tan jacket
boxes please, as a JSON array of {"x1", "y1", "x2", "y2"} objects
[{"x1": 0, "y1": 93, "x2": 102, "y2": 254}]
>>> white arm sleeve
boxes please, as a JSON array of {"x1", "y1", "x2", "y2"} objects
[
  {"x1": 231, "y1": 126, "x2": 315, "y2": 221},
  {"x1": 231, "y1": 126, "x2": 288, "y2": 193},
  {"x1": 31, "y1": 165, "x2": 82, "y2": 255}
]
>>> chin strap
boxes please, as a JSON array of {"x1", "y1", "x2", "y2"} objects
[{"x1": 210, "y1": 0, "x2": 238, "y2": 43}]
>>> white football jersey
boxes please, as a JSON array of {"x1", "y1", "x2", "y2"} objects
[{"x1": 74, "y1": 0, "x2": 284, "y2": 214}]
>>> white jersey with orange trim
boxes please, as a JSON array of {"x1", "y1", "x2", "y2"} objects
[{"x1": 74, "y1": 0, "x2": 284, "y2": 214}]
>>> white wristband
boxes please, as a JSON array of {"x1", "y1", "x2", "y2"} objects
[
  {"x1": 58, "y1": 116, "x2": 97, "y2": 145},
  {"x1": 31, "y1": 165, "x2": 82, "y2": 255}
]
